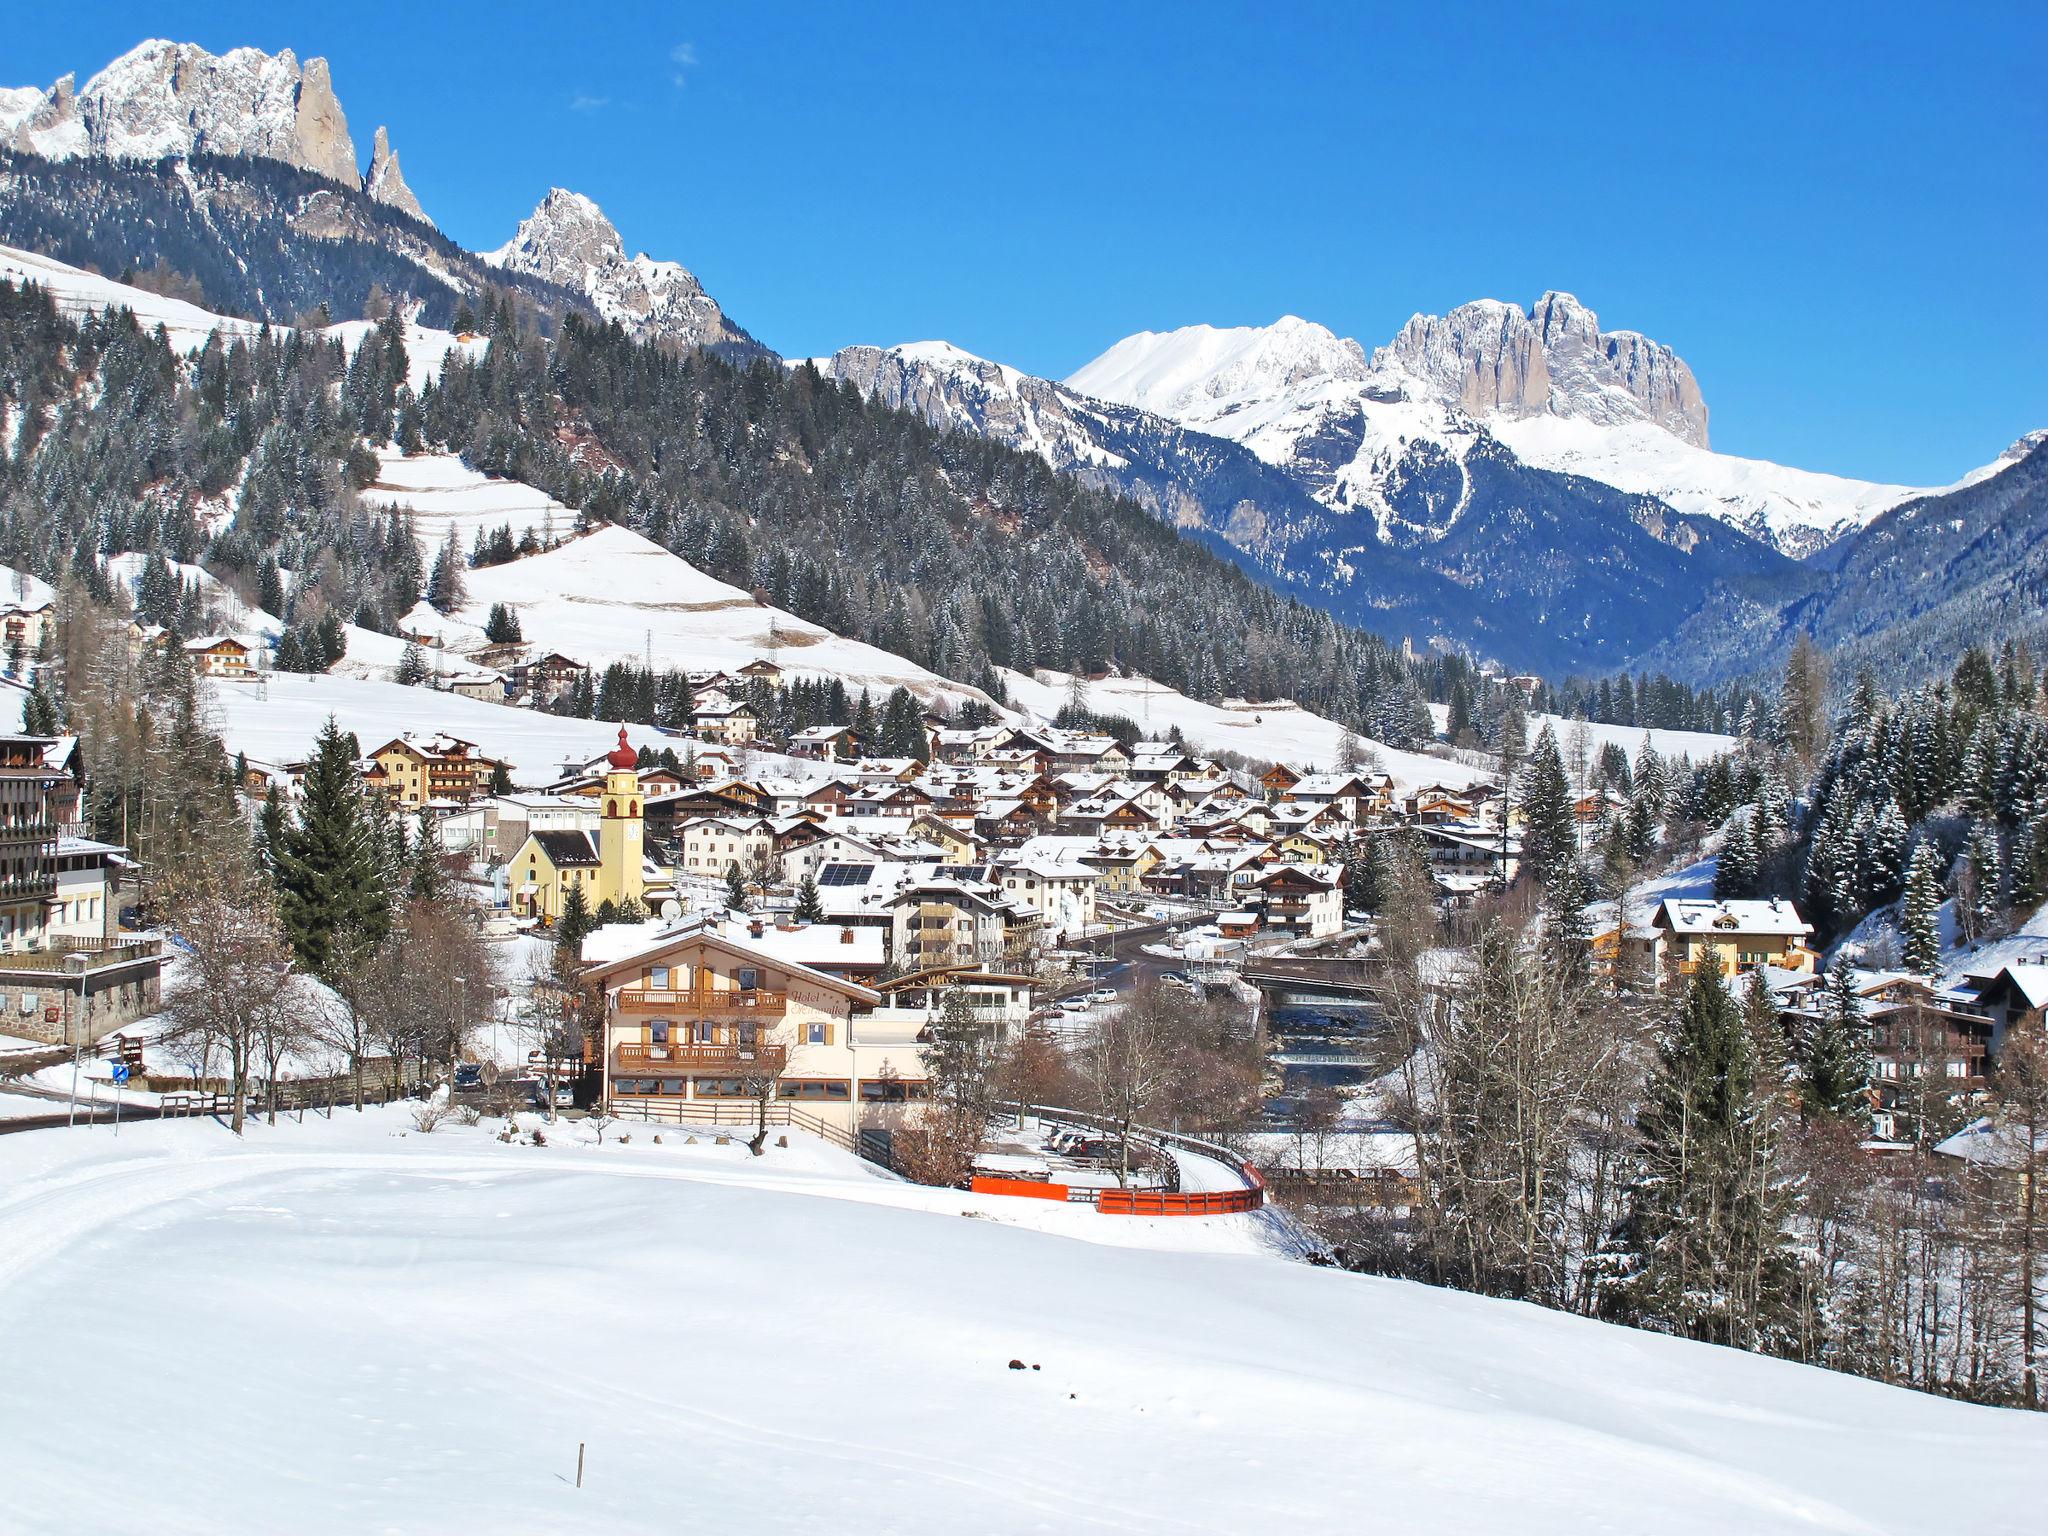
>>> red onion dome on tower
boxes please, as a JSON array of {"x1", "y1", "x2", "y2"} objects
[{"x1": 606, "y1": 725, "x2": 638, "y2": 770}]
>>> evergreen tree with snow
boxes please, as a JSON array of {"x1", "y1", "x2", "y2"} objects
[
  {"x1": 425, "y1": 533, "x2": 466, "y2": 612},
  {"x1": 1541, "y1": 856, "x2": 1596, "y2": 980},
  {"x1": 555, "y1": 883, "x2": 594, "y2": 954},
  {"x1": 724, "y1": 861, "x2": 751, "y2": 913},
  {"x1": 1899, "y1": 840, "x2": 1944, "y2": 974},
  {"x1": 20, "y1": 671, "x2": 60, "y2": 736},
  {"x1": 1596, "y1": 964, "x2": 1805, "y2": 1352},
  {"x1": 1520, "y1": 724, "x2": 1576, "y2": 887},
  {"x1": 1800, "y1": 957, "x2": 1873, "y2": 1129},
  {"x1": 273, "y1": 717, "x2": 389, "y2": 976},
  {"x1": 794, "y1": 873, "x2": 825, "y2": 924},
  {"x1": 395, "y1": 642, "x2": 428, "y2": 686},
  {"x1": 484, "y1": 603, "x2": 522, "y2": 644},
  {"x1": 1714, "y1": 808, "x2": 1759, "y2": 900}
]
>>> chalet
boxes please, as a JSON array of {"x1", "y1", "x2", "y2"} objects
[
  {"x1": 0, "y1": 598, "x2": 54, "y2": 662},
  {"x1": 737, "y1": 658, "x2": 786, "y2": 686},
  {"x1": 1651, "y1": 898, "x2": 1816, "y2": 984},
  {"x1": 184, "y1": 635, "x2": 253, "y2": 678},
  {"x1": 1259, "y1": 763, "x2": 1302, "y2": 801},
  {"x1": 678, "y1": 816, "x2": 775, "y2": 881},
  {"x1": 581, "y1": 918, "x2": 922, "y2": 1138},
  {"x1": 691, "y1": 701, "x2": 761, "y2": 747},
  {"x1": 1217, "y1": 911, "x2": 1261, "y2": 941},
  {"x1": 886, "y1": 872, "x2": 1036, "y2": 972},
  {"x1": 1960, "y1": 962, "x2": 2048, "y2": 1053},
  {"x1": 788, "y1": 724, "x2": 857, "y2": 761},
  {"x1": 993, "y1": 852, "x2": 1098, "y2": 941},
  {"x1": 1253, "y1": 863, "x2": 1344, "y2": 939},
  {"x1": 363, "y1": 733, "x2": 503, "y2": 808},
  {"x1": 520, "y1": 652, "x2": 586, "y2": 705}
]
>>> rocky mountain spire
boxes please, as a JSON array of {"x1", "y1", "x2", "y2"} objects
[
  {"x1": 365, "y1": 125, "x2": 427, "y2": 223},
  {"x1": 484, "y1": 189, "x2": 755, "y2": 354}
]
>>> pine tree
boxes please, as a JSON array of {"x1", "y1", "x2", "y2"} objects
[
  {"x1": 1800, "y1": 957, "x2": 1874, "y2": 1128},
  {"x1": 426, "y1": 533, "x2": 466, "y2": 612},
  {"x1": 1596, "y1": 964, "x2": 1804, "y2": 1351},
  {"x1": 21, "y1": 671, "x2": 60, "y2": 736},
  {"x1": 794, "y1": 873, "x2": 825, "y2": 923},
  {"x1": 1900, "y1": 840, "x2": 1943, "y2": 974},
  {"x1": 724, "y1": 861, "x2": 750, "y2": 913},
  {"x1": 555, "y1": 883, "x2": 594, "y2": 954},
  {"x1": 1520, "y1": 724, "x2": 1576, "y2": 887},
  {"x1": 274, "y1": 716, "x2": 389, "y2": 976},
  {"x1": 1714, "y1": 807, "x2": 1759, "y2": 900},
  {"x1": 1541, "y1": 856, "x2": 1595, "y2": 980},
  {"x1": 395, "y1": 642, "x2": 428, "y2": 686},
  {"x1": 484, "y1": 603, "x2": 522, "y2": 644}
]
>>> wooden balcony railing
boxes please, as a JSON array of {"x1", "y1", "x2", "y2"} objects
[
  {"x1": 614, "y1": 1042, "x2": 788, "y2": 1073},
  {"x1": 617, "y1": 985, "x2": 787, "y2": 1015}
]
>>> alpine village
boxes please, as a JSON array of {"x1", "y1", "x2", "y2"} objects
[{"x1": 0, "y1": 28, "x2": 2044, "y2": 1536}]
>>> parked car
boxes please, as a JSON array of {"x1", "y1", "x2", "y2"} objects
[{"x1": 1087, "y1": 988, "x2": 1119, "y2": 1004}]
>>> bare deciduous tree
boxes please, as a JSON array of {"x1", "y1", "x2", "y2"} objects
[{"x1": 161, "y1": 871, "x2": 306, "y2": 1136}]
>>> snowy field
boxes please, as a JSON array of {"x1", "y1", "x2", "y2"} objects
[
  {"x1": 359, "y1": 449, "x2": 578, "y2": 561},
  {"x1": 199, "y1": 672, "x2": 835, "y2": 788},
  {"x1": 1529, "y1": 711, "x2": 1741, "y2": 764},
  {"x1": 0, "y1": 1108, "x2": 2041, "y2": 1535},
  {"x1": 458, "y1": 525, "x2": 990, "y2": 710},
  {"x1": 1001, "y1": 666, "x2": 1482, "y2": 789},
  {"x1": 201, "y1": 673, "x2": 662, "y2": 782}
]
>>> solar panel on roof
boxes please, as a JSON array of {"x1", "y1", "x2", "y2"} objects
[{"x1": 818, "y1": 864, "x2": 875, "y2": 887}]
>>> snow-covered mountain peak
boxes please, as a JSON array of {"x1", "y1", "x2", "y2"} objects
[
  {"x1": 0, "y1": 39, "x2": 433, "y2": 225},
  {"x1": 1375, "y1": 292, "x2": 1709, "y2": 448},
  {"x1": 2, "y1": 39, "x2": 357, "y2": 184},
  {"x1": 484, "y1": 188, "x2": 754, "y2": 355},
  {"x1": 1067, "y1": 315, "x2": 1370, "y2": 421},
  {"x1": 485, "y1": 189, "x2": 627, "y2": 281}
]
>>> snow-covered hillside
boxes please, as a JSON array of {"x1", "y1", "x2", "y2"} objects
[
  {"x1": 1, "y1": 243, "x2": 481, "y2": 386},
  {"x1": 454, "y1": 524, "x2": 991, "y2": 710},
  {"x1": 1003, "y1": 666, "x2": 1482, "y2": 789},
  {"x1": 0, "y1": 243, "x2": 268, "y2": 351},
  {"x1": 1, "y1": 1109, "x2": 2040, "y2": 1535},
  {"x1": 359, "y1": 449, "x2": 576, "y2": 558}
]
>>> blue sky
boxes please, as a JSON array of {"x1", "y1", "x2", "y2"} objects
[{"x1": 10, "y1": 2, "x2": 2044, "y2": 482}]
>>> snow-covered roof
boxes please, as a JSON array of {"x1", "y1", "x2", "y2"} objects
[{"x1": 1656, "y1": 898, "x2": 1813, "y2": 938}]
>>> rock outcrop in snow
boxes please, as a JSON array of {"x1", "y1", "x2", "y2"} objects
[
  {"x1": 364, "y1": 125, "x2": 426, "y2": 223},
  {"x1": 1065, "y1": 298, "x2": 1936, "y2": 556},
  {"x1": 484, "y1": 189, "x2": 756, "y2": 355},
  {"x1": 1377, "y1": 292, "x2": 1709, "y2": 447},
  {"x1": 0, "y1": 40, "x2": 432, "y2": 226}
]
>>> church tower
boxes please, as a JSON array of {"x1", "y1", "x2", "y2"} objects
[{"x1": 597, "y1": 725, "x2": 645, "y2": 910}]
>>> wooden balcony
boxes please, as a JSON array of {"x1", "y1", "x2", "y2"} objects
[
  {"x1": 614, "y1": 1042, "x2": 788, "y2": 1074},
  {"x1": 616, "y1": 985, "x2": 787, "y2": 1016}
]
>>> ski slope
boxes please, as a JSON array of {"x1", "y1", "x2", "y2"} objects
[
  {"x1": 358, "y1": 449, "x2": 578, "y2": 560},
  {"x1": 0, "y1": 1109, "x2": 2039, "y2": 1535},
  {"x1": 1001, "y1": 666, "x2": 1483, "y2": 789},
  {"x1": 457, "y1": 525, "x2": 990, "y2": 709}
]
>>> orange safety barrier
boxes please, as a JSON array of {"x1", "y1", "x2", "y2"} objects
[
  {"x1": 969, "y1": 1175, "x2": 1073, "y2": 1203},
  {"x1": 1097, "y1": 1187, "x2": 1264, "y2": 1217}
]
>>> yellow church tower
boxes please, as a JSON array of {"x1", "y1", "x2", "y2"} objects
[{"x1": 597, "y1": 726, "x2": 645, "y2": 909}]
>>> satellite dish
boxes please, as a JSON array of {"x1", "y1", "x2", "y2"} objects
[{"x1": 661, "y1": 899, "x2": 683, "y2": 920}]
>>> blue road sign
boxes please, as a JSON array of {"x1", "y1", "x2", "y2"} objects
[{"x1": 110, "y1": 1062, "x2": 129, "y2": 1083}]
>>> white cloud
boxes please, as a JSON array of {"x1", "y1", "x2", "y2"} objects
[
  {"x1": 569, "y1": 93, "x2": 611, "y2": 113},
  {"x1": 668, "y1": 41, "x2": 697, "y2": 88}
]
